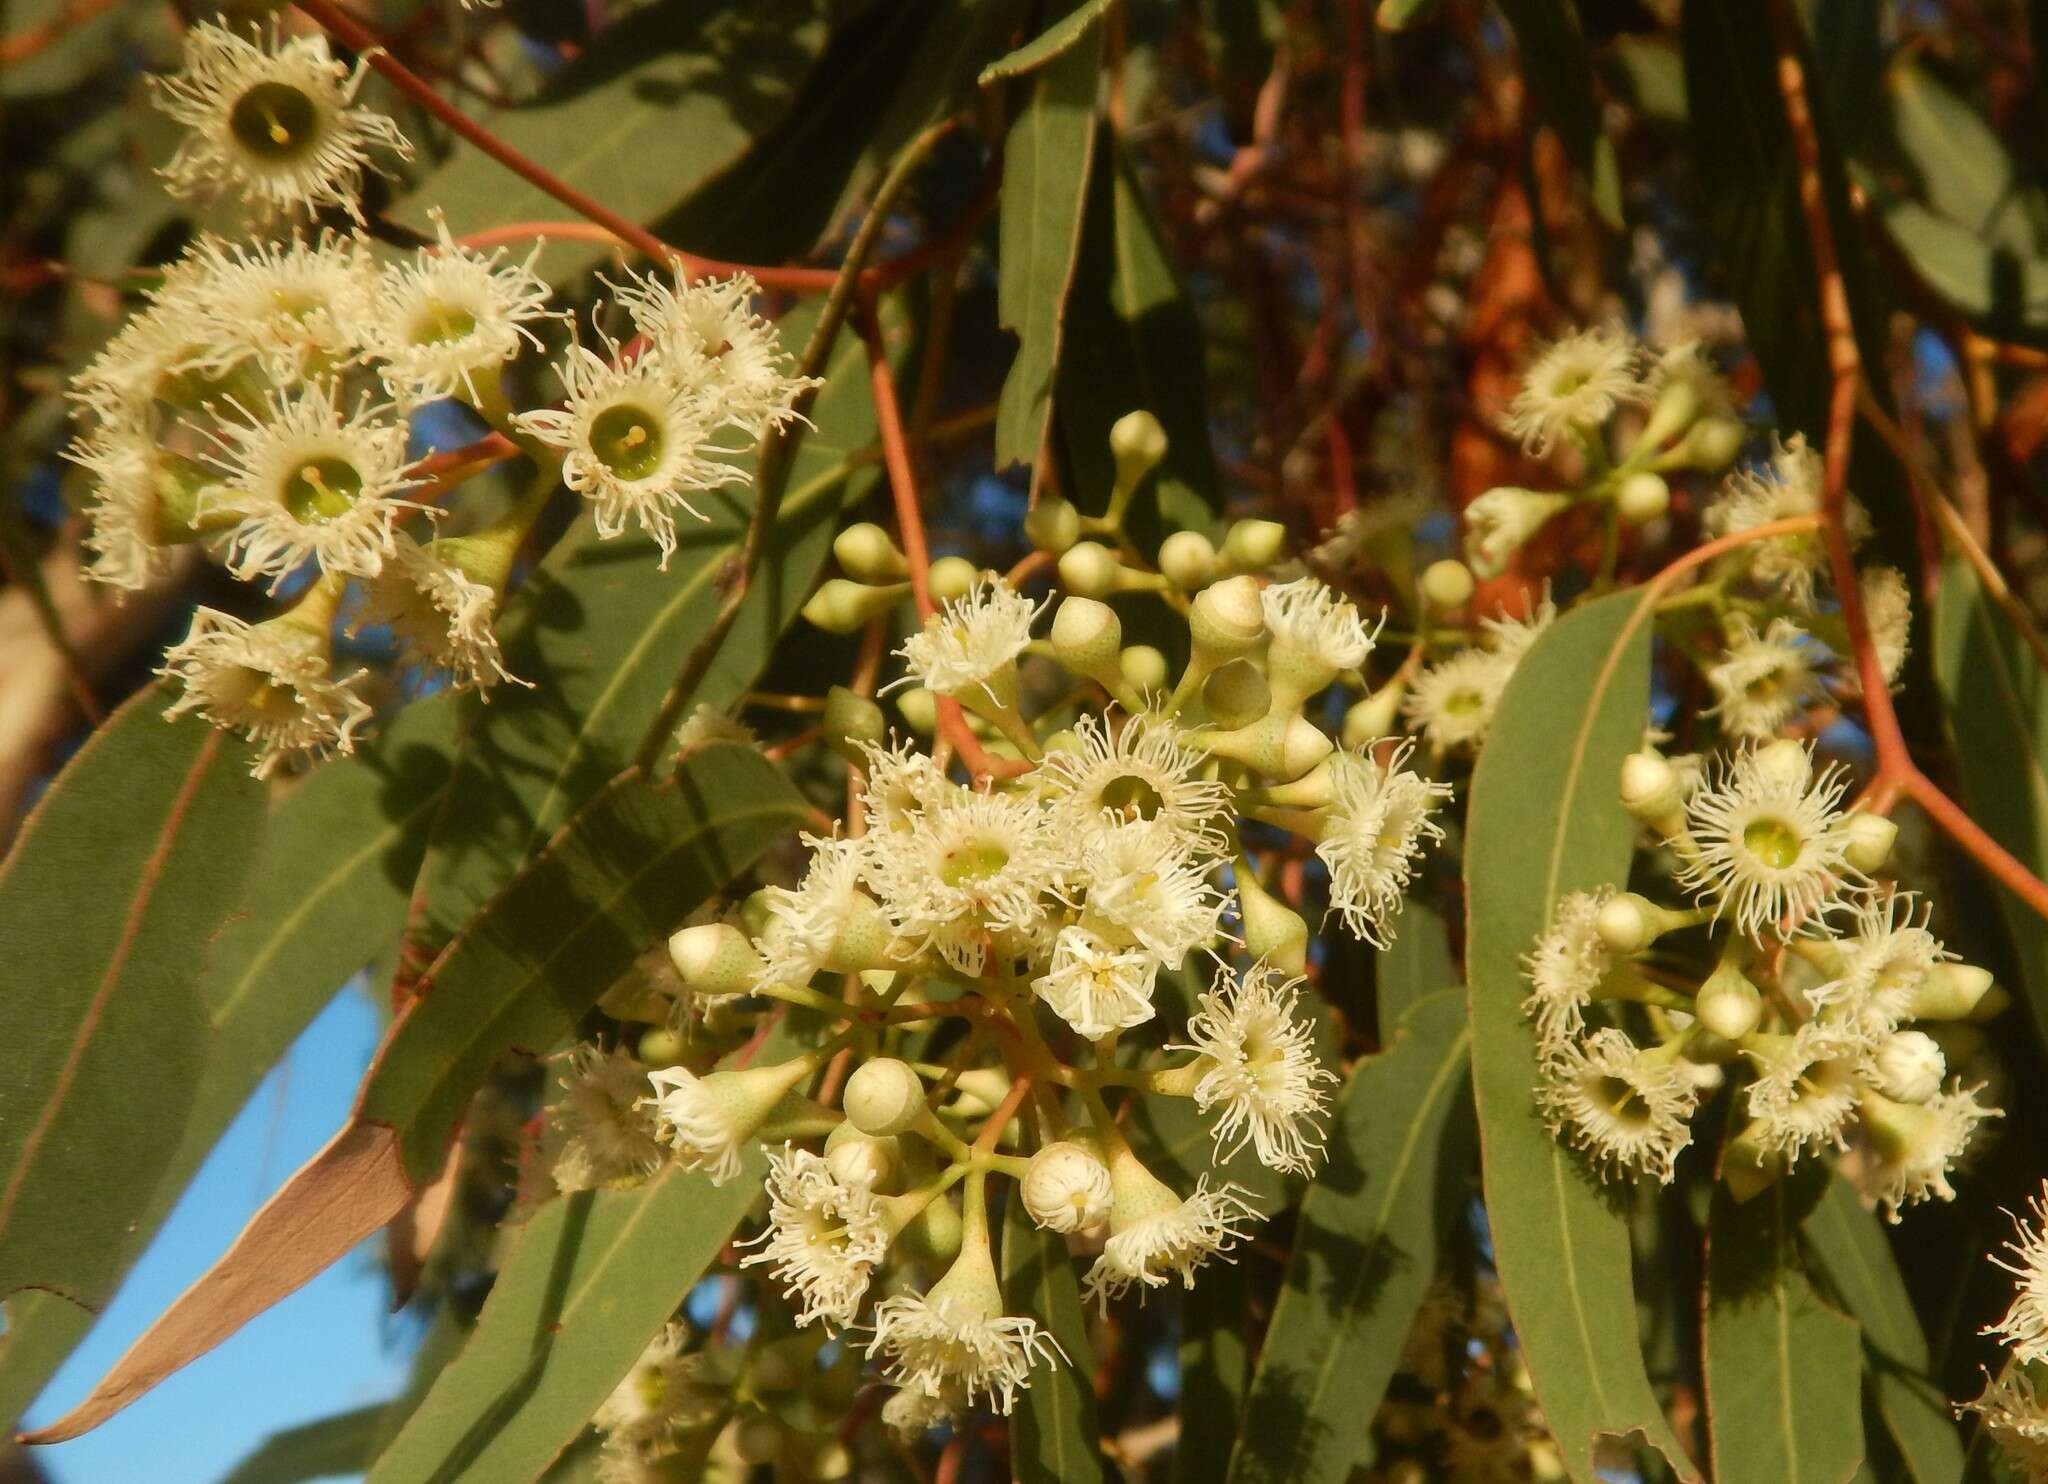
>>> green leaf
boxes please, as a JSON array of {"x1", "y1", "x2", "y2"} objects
[
  {"x1": 1805, "y1": 1174, "x2": 1966, "y2": 1484},
  {"x1": 1226, "y1": 989, "x2": 1475, "y2": 1484},
  {"x1": 221, "y1": 1404, "x2": 385, "y2": 1484},
  {"x1": 367, "y1": 1160, "x2": 767, "y2": 1484},
  {"x1": 390, "y1": 0, "x2": 832, "y2": 283},
  {"x1": 1003, "y1": 1195, "x2": 1106, "y2": 1484},
  {"x1": 1884, "y1": 63, "x2": 2040, "y2": 250},
  {"x1": 0, "y1": 696, "x2": 263, "y2": 1308},
  {"x1": 407, "y1": 299, "x2": 879, "y2": 959},
  {"x1": 1931, "y1": 558, "x2": 2048, "y2": 1040},
  {"x1": 1704, "y1": 1173, "x2": 1865, "y2": 1484},
  {"x1": 1178, "y1": 1258, "x2": 1252, "y2": 1484},
  {"x1": 1863, "y1": 195, "x2": 2048, "y2": 339},
  {"x1": 980, "y1": 0, "x2": 1117, "y2": 85},
  {"x1": 1056, "y1": 140, "x2": 1224, "y2": 540},
  {"x1": 1494, "y1": 0, "x2": 1622, "y2": 227},
  {"x1": 1463, "y1": 589, "x2": 1699, "y2": 1483},
  {"x1": 363, "y1": 744, "x2": 808, "y2": 1181},
  {"x1": 1375, "y1": 895, "x2": 1457, "y2": 1041},
  {"x1": 993, "y1": 13, "x2": 1102, "y2": 478}
]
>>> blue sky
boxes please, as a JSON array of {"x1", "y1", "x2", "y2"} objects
[{"x1": 24, "y1": 986, "x2": 422, "y2": 1484}]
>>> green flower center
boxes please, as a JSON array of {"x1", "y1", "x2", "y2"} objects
[
  {"x1": 282, "y1": 457, "x2": 363, "y2": 522},
  {"x1": 940, "y1": 840, "x2": 1010, "y2": 886},
  {"x1": 590, "y1": 403, "x2": 665, "y2": 481},
  {"x1": 409, "y1": 300, "x2": 479, "y2": 348},
  {"x1": 1595, "y1": 1075, "x2": 1651, "y2": 1127},
  {"x1": 1099, "y1": 774, "x2": 1165, "y2": 820},
  {"x1": 229, "y1": 82, "x2": 322, "y2": 162},
  {"x1": 1741, "y1": 816, "x2": 1803, "y2": 871}
]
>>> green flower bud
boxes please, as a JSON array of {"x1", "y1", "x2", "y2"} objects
[
  {"x1": 1120, "y1": 644, "x2": 1169, "y2": 695},
  {"x1": 637, "y1": 1026, "x2": 686, "y2": 1066},
  {"x1": 822, "y1": 686, "x2": 886, "y2": 765},
  {"x1": 1695, "y1": 959, "x2": 1763, "y2": 1040},
  {"x1": 1341, "y1": 683, "x2": 1405, "y2": 747},
  {"x1": 1024, "y1": 495, "x2": 1082, "y2": 554},
  {"x1": 1842, "y1": 812, "x2": 1898, "y2": 875},
  {"x1": 1158, "y1": 529, "x2": 1218, "y2": 590},
  {"x1": 845, "y1": 1057, "x2": 927, "y2": 1137},
  {"x1": 1615, "y1": 471, "x2": 1670, "y2": 527},
  {"x1": 1238, "y1": 867, "x2": 1309, "y2": 975},
  {"x1": 1907, "y1": 962, "x2": 1995, "y2": 1022},
  {"x1": 1679, "y1": 416, "x2": 1746, "y2": 471},
  {"x1": 895, "y1": 685, "x2": 938, "y2": 735},
  {"x1": 1201, "y1": 659, "x2": 1270, "y2": 730},
  {"x1": 1189, "y1": 575, "x2": 1267, "y2": 660},
  {"x1": 667, "y1": 922, "x2": 763, "y2": 996},
  {"x1": 803, "y1": 578, "x2": 908, "y2": 633},
  {"x1": 1619, "y1": 752, "x2": 1685, "y2": 837},
  {"x1": 1420, "y1": 558, "x2": 1474, "y2": 617},
  {"x1": 833, "y1": 521, "x2": 909, "y2": 582},
  {"x1": 1595, "y1": 892, "x2": 1692, "y2": 954},
  {"x1": 1110, "y1": 409, "x2": 1170, "y2": 496},
  {"x1": 1196, "y1": 711, "x2": 1332, "y2": 780},
  {"x1": 1220, "y1": 518, "x2": 1288, "y2": 574},
  {"x1": 927, "y1": 555, "x2": 980, "y2": 604},
  {"x1": 1059, "y1": 540, "x2": 1123, "y2": 599},
  {"x1": 1051, "y1": 596, "x2": 1123, "y2": 679}
]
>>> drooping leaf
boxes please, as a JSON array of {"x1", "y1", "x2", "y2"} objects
[
  {"x1": 367, "y1": 1159, "x2": 768, "y2": 1484},
  {"x1": 980, "y1": 0, "x2": 1117, "y2": 85},
  {"x1": 391, "y1": 0, "x2": 832, "y2": 282},
  {"x1": 1178, "y1": 1258, "x2": 1252, "y2": 1484},
  {"x1": 1463, "y1": 589, "x2": 1699, "y2": 1482},
  {"x1": 1805, "y1": 1174, "x2": 1966, "y2": 1484},
  {"x1": 1375, "y1": 895, "x2": 1457, "y2": 1040},
  {"x1": 219, "y1": 1403, "x2": 386, "y2": 1484},
  {"x1": 1003, "y1": 1195, "x2": 1106, "y2": 1484},
  {"x1": 1057, "y1": 140, "x2": 1224, "y2": 540},
  {"x1": 1932, "y1": 559, "x2": 2048, "y2": 1041},
  {"x1": 0, "y1": 696, "x2": 263, "y2": 1308},
  {"x1": 1227, "y1": 989, "x2": 1475, "y2": 1484},
  {"x1": 1494, "y1": 0, "x2": 1622, "y2": 227},
  {"x1": 1704, "y1": 1173, "x2": 1865, "y2": 1484},
  {"x1": 992, "y1": 10, "x2": 1102, "y2": 482}
]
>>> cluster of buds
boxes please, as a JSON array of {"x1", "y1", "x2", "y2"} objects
[
  {"x1": 68, "y1": 22, "x2": 814, "y2": 776},
  {"x1": 1524, "y1": 737, "x2": 2004, "y2": 1216},
  {"x1": 548, "y1": 426, "x2": 1459, "y2": 1434}
]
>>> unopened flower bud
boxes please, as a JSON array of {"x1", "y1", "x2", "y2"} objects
[
  {"x1": 1159, "y1": 529, "x2": 1218, "y2": 590},
  {"x1": 1190, "y1": 575, "x2": 1267, "y2": 663},
  {"x1": 1464, "y1": 487, "x2": 1571, "y2": 579},
  {"x1": 950, "y1": 1066, "x2": 1012, "y2": 1118},
  {"x1": 926, "y1": 556, "x2": 979, "y2": 604},
  {"x1": 1059, "y1": 540, "x2": 1123, "y2": 599},
  {"x1": 1695, "y1": 959, "x2": 1763, "y2": 1041},
  {"x1": 1220, "y1": 519, "x2": 1287, "y2": 573},
  {"x1": 637, "y1": 1026, "x2": 685, "y2": 1066},
  {"x1": 1202, "y1": 659, "x2": 1270, "y2": 730},
  {"x1": 1615, "y1": 471, "x2": 1669, "y2": 527},
  {"x1": 1595, "y1": 892, "x2": 1688, "y2": 954},
  {"x1": 1022, "y1": 1140, "x2": 1114, "y2": 1232},
  {"x1": 833, "y1": 521, "x2": 910, "y2": 582},
  {"x1": 1024, "y1": 496, "x2": 1082, "y2": 554},
  {"x1": 1721, "y1": 1120, "x2": 1787, "y2": 1202},
  {"x1": 895, "y1": 686, "x2": 938, "y2": 735},
  {"x1": 668, "y1": 922, "x2": 762, "y2": 996},
  {"x1": 1842, "y1": 813, "x2": 1898, "y2": 875},
  {"x1": 1051, "y1": 596, "x2": 1122, "y2": 679},
  {"x1": 1680, "y1": 416, "x2": 1746, "y2": 471},
  {"x1": 1752, "y1": 738, "x2": 1813, "y2": 791},
  {"x1": 1907, "y1": 962, "x2": 1995, "y2": 1021},
  {"x1": 1110, "y1": 410, "x2": 1169, "y2": 493},
  {"x1": 844, "y1": 1057, "x2": 927, "y2": 1137},
  {"x1": 1197, "y1": 711, "x2": 1332, "y2": 781},
  {"x1": 1420, "y1": 558, "x2": 1474, "y2": 617},
  {"x1": 1342, "y1": 684, "x2": 1406, "y2": 747},
  {"x1": 803, "y1": 578, "x2": 908, "y2": 633},
  {"x1": 823, "y1": 686, "x2": 886, "y2": 765},
  {"x1": 1120, "y1": 644, "x2": 1168, "y2": 695},
  {"x1": 1873, "y1": 1030, "x2": 1946, "y2": 1105},
  {"x1": 1238, "y1": 867, "x2": 1309, "y2": 974},
  {"x1": 824, "y1": 1124, "x2": 903, "y2": 1189},
  {"x1": 1619, "y1": 752, "x2": 1684, "y2": 836}
]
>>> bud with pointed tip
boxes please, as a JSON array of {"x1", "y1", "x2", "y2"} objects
[
  {"x1": 1342, "y1": 683, "x2": 1406, "y2": 747},
  {"x1": 804, "y1": 578, "x2": 909, "y2": 633},
  {"x1": 1159, "y1": 529, "x2": 1218, "y2": 590},
  {"x1": 1696, "y1": 958, "x2": 1763, "y2": 1041},
  {"x1": 844, "y1": 1057, "x2": 927, "y2": 1138},
  {"x1": 834, "y1": 522, "x2": 909, "y2": 582},
  {"x1": 1220, "y1": 519, "x2": 1287, "y2": 573},
  {"x1": 1615, "y1": 471, "x2": 1669, "y2": 527},
  {"x1": 1420, "y1": 558, "x2": 1473, "y2": 617},
  {"x1": 1194, "y1": 711, "x2": 1333, "y2": 780},
  {"x1": 1238, "y1": 867, "x2": 1309, "y2": 975},
  {"x1": 1842, "y1": 813, "x2": 1898, "y2": 875},
  {"x1": 668, "y1": 922, "x2": 763, "y2": 996},
  {"x1": 1907, "y1": 962, "x2": 1995, "y2": 1021},
  {"x1": 1202, "y1": 659, "x2": 1270, "y2": 730},
  {"x1": 1024, "y1": 496, "x2": 1081, "y2": 554}
]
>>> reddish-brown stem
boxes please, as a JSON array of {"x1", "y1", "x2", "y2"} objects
[{"x1": 971, "y1": 1074, "x2": 1034, "y2": 1154}]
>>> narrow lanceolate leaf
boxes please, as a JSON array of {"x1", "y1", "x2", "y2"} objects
[
  {"x1": 1804, "y1": 1174, "x2": 1965, "y2": 1484},
  {"x1": 1933, "y1": 559, "x2": 2048, "y2": 1042},
  {"x1": 368, "y1": 1159, "x2": 767, "y2": 1484},
  {"x1": 1493, "y1": 0, "x2": 1622, "y2": 226},
  {"x1": 366, "y1": 745, "x2": 808, "y2": 1181},
  {"x1": 28, "y1": 745, "x2": 801, "y2": 1442},
  {"x1": 1226, "y1": 989, "x2": 1475, "y2": 1484},
  {"x1": 0, "y1": 695, "x2": 262, "y2": 1308},
  {"x1": 1003, "y1": 1197, "x2": 1106, "y2": 1484},
  {"x1": 992, "y1": 9, "x2": 1101, "y2": 481},
  {"x1": 408, "y1": 299, "x2": 878, "y2": 961},
  {"x1": 1375, "y1": 895, "x2": 1457, "y2": 1041},
  {"x1": 1704, "y1": 1173, "x2": 1864, "y2": 1484},
  {"x1": 219, "y1": 1404, "x2": 386, "y2": 1484},
  {"x1": 1463, "y1": 589, "x2": 1699, "y2": 1483},
  {"x1": 1178, "y1": 1257, "x2": 1252, "y2": 1484},
  {"x1": 980, "y1": 0, "x2": 1117, "y2": 84},
  {"x1": 0, "y1": 698, "x2": 458, "y2": 1423},
  {"x1": 391, "y1": 0, "x2": 832, "y2": 282}
]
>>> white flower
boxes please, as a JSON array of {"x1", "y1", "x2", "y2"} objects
[
  {"x1": 515, "y1": 340, "x2": 727, "y2": 568},
  {"x1": 1315, "y1": 743, "x2": 1451, "y2": 947},
  {"x1": 1961, "y1": 1370, "x2": 2048, "y2": 1482},
  {"x1": 1020, "y1": 1141, "x2": 1114, "y2": 1233},
  {"x1": 1259, "y1": 576, "x2": 1378, "y2": 672},
  {"x1": 1402, "y1": 647, "x2": 1513, "y2": 754},
  {"x1": 865, "y1": 1250, "x2": 1063, "y2": 1415},
  {"x1": 160, "y1": 606, "x2": 372, "y2": 779},
  {"x1": 200, "y1": 384, "x2": 423, "y2": 587},
  {"x1": 1082, "y1": 1175, "x2": 1259, "y2": 1305},
  {"x1": 1501, "y1": 326, "x2": 1648, "y2": 456},
  {"x1": 1806, "y1": 892, "x2": 1949, "y2": 1031},
  {"x1": 1858, "y1": 1084, "x2": 1999, "y2": 1221},
  {"x1": 1463, "y1": 488, "x2": 1572, "y2": 579},
  {"x1": 754, "y1": 835, "x2": 886, "y2": 989},
  {"x1": 593, "y1": 1321, "x2": 712, "y2": 1451},
  {"x1": 1703, "y1": 434, "x2": 1867, "y2": 604},
  {"x1": 863, "y1": 787, "x2": 1060, "y2": 974},
  {"x1": 1859, "y1": 565, "x2": 1911, "y2": 688},
  {"x1": 856, "y1": 736, "x2": 960, "y2": 832},
  {"x1": 1535, "y1": 1028, "x2": 1699, "y2": 1184},
  {"x1": 164, "y1": 233, "x2": 376, "y2": 381},
  {"x1": 69, "y1": 292, "x2": 236, "y2": 430},
  {"x1": 66, "y1": 424, "x2": 206, "y2": 590},
  {"x1": 363, "y1": 216, "x2": 554, "y2": 407},
  {"x1": 1078, "y1": 821, "x2": 1229, "y2": 970},
  {"x1": 609, "y1": 269, "x2": 819, "y2": 437},
  {"x1": 1645, "y1": 339, "x2": 1736, "y2": 427},
  {"x1": 1705, "y1": 615, "x2": 1825, "y2": 740},
  {"x1": 1037, "y1": 712, "x2": 1231, "y2": 854},
  {"x1": 151, "y1": 22, "x2": 413, "y2": 221},
  {"x1": 739, "y1": 1146, "x2": 888, "y2": 1329},
  {"x1": 354, "y1": 533, "x2": 520, "y2": 691},
  {"x1": 552, "y1": 1046, "x2": 665, "y2": 1193},
  {"x1": 1676, "y1": 741, "x2": 1862, "y2": 939},
  {"x1": 1478, "y1": 594, "x2": 1557, "y2": 662},
  {"x1": 1033, "y1": 926, "x2": 1159, "y2": 1038},
  {"x1": 1172, "y1": 961, "x2": 1337, "y2": 1176},
  {"x1": 1521, "y1": 888, "x2": 1616, "y2": 1052},
  {"x1": 644, "y1": 1061, "x2": 804, "y2": 1185},
  {"x1": 892, "y1": 575, "x2": 1042, "y2": 705},
  {"x1": 1741, "y1": 1022, "x2": 1874, "y2": 1161},
  {"x1": 1987, "y1": 1184, "x2": 2048, "y2": 1365},
  {"x1": 881, "y1": 1383, "x2": 963, "y2": 1439}
]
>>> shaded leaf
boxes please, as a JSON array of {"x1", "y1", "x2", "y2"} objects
[
  {"x1": 981, "y1": 0, "x2": 1117, "y2": 84},
  {"x1": 220, "y1": 1404, "x2": 385, "y2": 1484},
  {"x1": 1495, "y1": 0, "x2": 1622, "y2": 227},
  {"x1": 993, "y1": 11, "x2": 1102, "y2": 481},
  {"x1": 1375, "y1": 895, "x2": 1456, "y2": 1041},
  {"x1": 1463, "y1": 590, "x2": 1699, "y2": 1482},
  {"x1": 1227, "y1": 989, "x2": 1474, "y2": 1484},
  {"x1": 1178, "y1": 1259, "x2": 1252, "y2": 1484},
  {"x1": 1003, "y1": 1196, "x2": 1106, "y2": 1484},
  {"x1": 367, "y1": 1159, "x2": 767, "y2": 1484}
]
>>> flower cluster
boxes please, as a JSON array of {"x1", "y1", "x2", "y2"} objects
[
  {"x1": 68, "y1": 24, "x2": 812, "y2": 776},
  {"x1": 1967, "y1": 1188, "x2": 2048, "y2": 1482}
]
